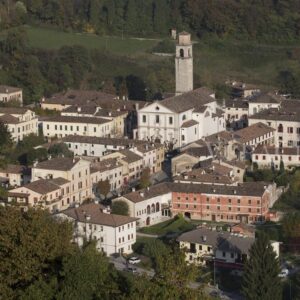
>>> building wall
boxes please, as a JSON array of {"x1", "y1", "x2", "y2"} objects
[
  {"x1": 2, "y1": 110, "x2": 39, "y2": 142},
  {"x1": 58, "y1": 215, "x2": 136, "y2": 256},
  {"x1": 0, "y1": 90, "x2": 22, "y2": 103},
  {"x1": 253, "y1": 151, "x2": 300, "y2": 170},
  {"x1": 32, "y1": 160, "x2": 92, "y2": 203},
  {"x1": 43, "y1": 120, "x2": 113, "y2": 138},
  {"x1": 175, "y1": 46, "x2": 193, "y2": 95},
  {"x1": 249, "y1": 118, "x2": 300, "y2": 148},
  {"x1": 90, "y1": 165, "x2": 124, "y2": 191},
  {"x1": 0, "y1": 171, "x2": 30, "y2": 187},
  {"x1": 248, "y1": 102, "x2": 280, "y2": 116},
  {"x1": 171, "y1": 190, "x2": 271, "y2": 223},
  {"x1": 8, "y1": 182, "x2": 71, "y2": 212},
  {"x1": 179, "y1": 240, "x2": 214, "y2": 265},
  {"x1": 114, "y1": 192, "x2": 172, "y2": 227}
]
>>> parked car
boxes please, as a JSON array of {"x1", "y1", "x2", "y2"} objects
[
  {"x1": 124, "y1": 266, "x2": 137, "y2": 274},
  {"x1": 128, "y1": 257, "x2": 141, "y2": 264},
  {"x1": 278, "y1": 268, "x2": 289, "y2": 278}
]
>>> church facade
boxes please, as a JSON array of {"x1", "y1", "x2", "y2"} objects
[{"x1": 134, "y1": 32, "x2": 225, "y2": 148}]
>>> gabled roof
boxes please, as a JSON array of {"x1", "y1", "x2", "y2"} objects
[
  {"x1": 0, "y1": 107, "x2": 29, "y2": 115},
  {"x1": 249, "y1": 92, "x2": 282, "y2": 104},
  {"x1": 22, "y1": 177, "x2": 69, "y2": 194},
  {"x1": 122, "y1": 183, "x2": 171, "y2": 203},
  {"x1": 0, "y1": 164, "x2": 28, "y2": 174},
  {"x1": 0, "y1": 85, "x2": 22, "y2": 93},
  {"x1": 159, "y1": 87, "x2": 215, "y2": 113},
  {"x1": 34, "y1": 157, "x2": 83, "y2": 171},
  {"x1": 42, "y1": 116, "x2": 111, "y2": 125},
  {"x1": 62, "y1": 203, "x2": 138, "y2": 227},
  {"x1": 177, "y1": 227, "x2": 256, "y2": 255},
  {"x1": 0, "y1": 114, "x2": 19, "y2": 124}
]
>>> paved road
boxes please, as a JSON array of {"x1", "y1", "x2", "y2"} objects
[
  {"x1": 109, "y1": 256, "x2": 243, "y2": 299},
  {"x1": 136, "y1": 232, "x2": 159, "y2": 238}
]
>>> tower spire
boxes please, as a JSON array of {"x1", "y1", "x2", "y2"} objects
[{"x1": 175, "y1": 32, "x2": 193, "y2": 96}]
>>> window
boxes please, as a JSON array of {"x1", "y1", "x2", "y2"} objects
[
  {"x1": 228, "y1": 199, "x2": 231, "y2": 203},
  {"x1": 217, "y1": 206, "x2": 220, "y2": 210},
  {"x1": 46, "y1": 124, "x2": 49, "y2": 130},
  {"x1": 222, "y1": 252, "x2": 226, "y2": 257},
  {"x1": 263, "y1": 155, "x2": 266, "y2": 160},
  {"x1": 237, "y1": 199, "x2": 240, "y2": 204},
  {"x1": 182, "y1": 114, "x2": 186, "y2": 121},
  {"x1": 217, "y1": 198, "x2": 220, "y2": 203},
  {"x1": 155, "y1": 115, "x2": 159, "y2": 123},
  {"x1": 142, "y1": 115, "x2": 146, "y2": 123},
  {"x1": 180, "y1": 48, "x2": 184, "y2": 57},
  {"x1": 255, "y1": 155, "x2": 258, "y2": 160},
  {"x1": 289, "y1": 156, "x2": 292, "y2": 161},
  {"x1": 169, "y1": 116, "x2": 173, "y2": 125},
  {"x1": 248, "y1": 208, "x2": 251, "y2": 212},
  {"x1": 275, "y1": 156, "x2": 278, "y2": 161},
  {"x1": 181, "y1": 135, "x2": 185, "y2": 141},
  {"x1": 297, "y1": 128, "x2": 300, "y2": 134},
  {"x1": 206, "y1": 205, "x2": 210, "y2": 209},
  {"x1": 230, "y1": 253, "x2": 234, "y2": 259},
  {"x1": 278, "y1": 124, "x2": 283, "y2": 133},
  {"x1": 288, "y1": 127, "x2": 294, "y2": 134},
  {"x1": 288, "y1": 140, "x2": 293, "y2": 146},
  {"x1": 248, "y1": 199, "x2": 251, "y2": 204}
]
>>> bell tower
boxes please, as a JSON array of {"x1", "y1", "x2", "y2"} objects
[{"x1": 175, "y1": 32, "x2": 193, "y2": 96}]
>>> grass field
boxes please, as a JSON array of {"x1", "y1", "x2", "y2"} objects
[
  {"x1": 21, "y1": 26, "x2": 160, "y2": 55},
  {"x1": 139, "y1": 217, "x2": 196, "y2": 235},
  {"x1": 2, "y1": 25, "x2": 299, "y2": 93}
]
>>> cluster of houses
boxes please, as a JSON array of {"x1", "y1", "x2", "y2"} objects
[{"x1": 1, "y1": 31, "x2": 298, "y2": 265}]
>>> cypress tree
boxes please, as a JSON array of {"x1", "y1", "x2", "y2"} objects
[{"x1": 242, "y1": 232, "x2": 282, "y2": 300}]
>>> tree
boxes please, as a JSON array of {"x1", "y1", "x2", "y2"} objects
[
  {"x1": 153, "y1": 246, "x2": 205, "y2": 299},
  {"x1": 279, "y1": 159, "x2": 285, "y2": 174},
  {"x1": 242, "y1": 232, "x2": 282, "y2": 300},
  {"x1": 48, "y1": 143, "x2": 73, "y2": 158},
  {"x1": 0, "y1": 207, "x2": 74, "y2": 298},
  {"x1": 282, "y1": 212, "x2": 300, "y2": 252},
  {"x1": 111, "y1": 200, "x2": 129, "y2": 216},
  {"x1": 139, "y1": 167, "x2": 151, "y2": 189},
  {"x1": 57, "y1": 243, "x2": 119, "y2": 300},
  {"x1": 0, "y1": 121, "x2": 13, "y2": 154},
  {"x1": 96, "y1": 179, "x2": 110, "y2": 199}
]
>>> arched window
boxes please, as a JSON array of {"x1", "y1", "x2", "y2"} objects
[
  {"x1": 278, "y1": 124, "x2": 283, "y2": 133},
  {"x1": 180, "y1": 48, "x2": 184, "y2": 58},
  {"x1": 151, "y1": 204, "x2": 155, "y2": 213},
  {"x1": 147, "y1": 205, "x2": 150, "y2": 214},
  {"x1": 156, "y1": 202, "x2": 160, "y2": 212},
  {"x1": 182, "y1": 114, "x2": 186, "y2": 121}
]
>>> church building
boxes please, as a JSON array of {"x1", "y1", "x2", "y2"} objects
[{"x1": 134, "y1": 32, "x2": 225, "y2": 148}]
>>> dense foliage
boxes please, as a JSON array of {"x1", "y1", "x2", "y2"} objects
[
  {"x1": 0, "y1": 207, "x2": 205, "y2": 300},
  {"x1": 1, "y1": 0, "x2": 300, "y2": 41}
]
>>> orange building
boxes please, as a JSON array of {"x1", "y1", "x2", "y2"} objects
[{"x1": 170, "y1": 182, "x2": 274, "y2": 224}]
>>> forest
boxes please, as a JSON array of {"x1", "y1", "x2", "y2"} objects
[
  {"x1": 1, "y1": 0, "x2": 300, "y2": 41},
  {"x1": 1, "y1": 1, "x2": 300, "y2": 104}
]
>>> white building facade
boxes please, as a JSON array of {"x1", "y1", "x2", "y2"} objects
[{"x1": 57, "y1": 203, "x2": 138, "y2": 256}]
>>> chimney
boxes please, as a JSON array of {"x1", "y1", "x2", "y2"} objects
[
  {"x1": 75, "y1": 202, "x2": 79, "y2": 208},
  {"x1": 202, "y1": 235, "x2": 207, "y2": 242},
  {"x1": 77, "y1": 107, "x2": 81, "y2": 112},
  {"x1": 147, "y1": 186, "x2": 150, "y2": 191},
  {"x1": 33, "y1": 160, "x2": 38, "y2": 167},
  {"x1": 132, "y1": 187, "x2": 136, "y2": 192},
  {"x1": 139, "y1": 191, "x2": 144, "y2": 197},
  {"x1": 48, "y1": 155, "x2": 52, "y2": 160},
  {"x1": 85, "y1": 214, "x2": 91, "y2": 221},
  {"x1": 5, "y1": 89, "x2": 8, "y2": 93},
  {"x1": 108, "y1": 112, "x2": 112, "y2": 117}
]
